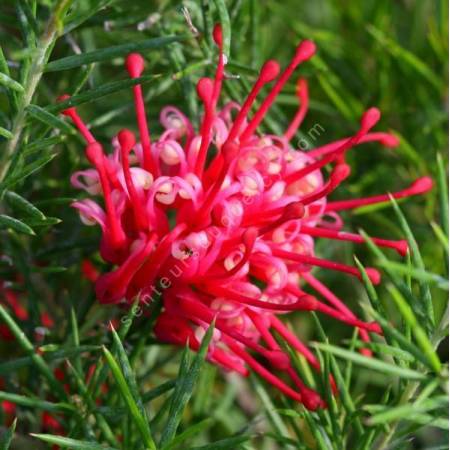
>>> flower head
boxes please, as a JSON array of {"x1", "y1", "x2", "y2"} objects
[{"x1": 60, "y1": 24, "x2": 432, "y2": 410}]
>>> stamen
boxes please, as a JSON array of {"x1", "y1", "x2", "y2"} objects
[
  {"x1": 125, "y1": 53, "x2": 156, "y2": 175},
  {"x1": 117, "y1": 129, "x2": 148, "y2": 230},
  {"x1": 286, "y1": 284, "x2": 381, "y2": 333},
  {"x1": 58, "y1": 95, "x2": 95, "y2": 143},
  {"x1": 326, "y1": 177, "x2": 434, "y2": 212},
  {"x1": 220, "y1": 227, "x2": 258, "y2": 278},
  {"x1": 308, "y1": 132, "x2": 399, "y2": 159},
  {"x1": 190, "y1": 141, "x2": 240, "y2": 228},
  {"x1": 128, "y1": 223, "x2": 187, "y2": 292},
  {"x1": 271, "y1": 247, "x2": 381, "y2": 284},
  {"x1": 95, "y1": 234, "x2": 156, "y2": 303},
  {"x1": 270, "y1": 315, "x2": 320, "y2": 369},
  {"x1": 258, "y1": 202, "x2": 305, "y2": 235},
  {"x1": 85, "y1": 142, "x2": 126, "y2": 248},
  {"x1": 226, "y1": 60, "x2": 280, "y2": 143},
  {"x1": 240, "y1": 40, "x2": 316, "y2": 143},
  {"x1": 197, "y1": 283, "x2": 319, "y2": 311},
  {"x1": 211, "y1": 23, "x2": 225, "y2": 106},
  {"x1": 202, "y1": 59, "x2": 278, "y2": 182},
  {"x1": 300, "y1": 225, "x2": 409, "y2": 256},
  {"x1": 284, "y1": 107, "x2": 381, "y2": 185},
  {"x1": 180, "y1": 296, "x2": 291, "y2": 370},
  {"x1": 194, "y1": 77, "x2": 215, "y2": 177},
  {"x1": 154, "y1": 313, "x2": 196, "y2": 347},
  {"x1": 302, "y1": 272, "x2": 373, "y2": 354},
  {"x1": 246, "y1": 309, "x2": 280, "y2": 349},
  {"x1": 209, "y1": 346, "x2": 249, "y2": 375},
  {"x1": 300, "y1": 163, "x2": 350, "y2": 205},
  {"x1": 194, "y1": 24, "x2": 227, "y2": 177},
  {"x1": 225, "y1": 338, "x2": 304, "y2": 403},
  {"x1": 284, "y1": 78, "x2": 309, "y2": 141},
  {"x1": 286, "y1": 366, "x2": 326, "y2": 410}
]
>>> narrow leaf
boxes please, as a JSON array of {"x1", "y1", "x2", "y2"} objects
[
  {"x1": 5, "y1": 190, "x2": 46, "y2": 220},
  {"x1": 26, "y1": 104, "x2": 74, "y2": 134},
  {"x1": 386, "y1": 284, "x2": 442, "y2": 373},
  {"x1": 47, "y1": 75, "x2": 161, "y2": 114},
  {"x1": 45, "y1": 35, "x2": 189, "y2": 71},
  {"x1": 31, "y1": 434, "x2": 119, "y2": 450},
  {"x1": 1, "y1": 153, "x2": 57, "y2": 190},
  {"x1": 0, "y1": 418, "x2": 16, "y2": 450},
  {"x1": 0, "y1": 72, "x2": 24, "y2": 93},
  {"x1": 0, "y1": 214, "x2": 35, "y2": 235},
  {"x1": 159, "y1": 321, "x2": 215, "y2": 447},
  {"x1": 0, "y1": 127, "x2": 13, "y2": 140},
  {"x1": 110, "y1": 327, "x2": 148, "y2": 420},
  {"x1": 103, "y1": 346, "x2": 156, "y2": 450},
  {"x1": 189, "y1": 435, "x2": 251, "y2": 450},
  {"x1": 313, "y1": 343, "x2": 428, "y2": 381}
]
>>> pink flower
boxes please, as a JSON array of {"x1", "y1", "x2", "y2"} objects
[{"x1": 60, "y1": 24, "x2": 432, "y2": 410}]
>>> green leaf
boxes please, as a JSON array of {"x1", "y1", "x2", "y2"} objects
[
  {"x1": 30, "y1": 434, "x2": 119, "y2": 450},
  {"x1": 354, "y1": 256, "x2": 385, "y2": 315},
  {"x1": 328, "y1": 353, "x2": 364, "y2": 437},
  {"x1": 436, "y1": 153, "x2": 448, "y2": 237},
  {"x1": 0, "y1": 72, "x2": 24, "y2": 93},
  {"x1": 142, "y1": 380, "x2": 176, "y2": 403},
  {"x1": 366, "y1": 396, "x2": 448, "y2": 426},
  {"x1": 1, "y1": 153, "x2": 57, "y2": 190},
  {"x1": 0, "y1": 46, "x2": 18, "y2": 112},
  {"x1": 0, "y1": 391, "x2": 74, "y2": 413},
  {"x1": 313, "y1": 343, "x2": 428, "y2": 381},
  {"x1": 386, "y1": 285, "x2": 442, "y2": 373},
  {"x1": 63, "y1": 0, "x2": 114, "y2": 34},
  {"x1": 103, "y1": 346, "x2": 156, "y2": 450},
  {"x1": 376, "y1": 260, "x2": 448, "y2": 290},
  {"x1": 47, "y1": 75, "x2": 162, "y2": 114},
  {"x1": 359, "y1": 229, "x2": 427, "y2": 328},
  {"x1": 0, "y1": 127, "x2": 13, "y2": 140},
  {"x1": 16, "y1": 0, "x2": 39, "y2": 36},
  {"x1": 348, "y1": 340, "x2": 415, "y2": 363},
  {"x1": 252, "y1": 376, "x2": 290, "y2": 437},
  {"x1": 0, "y1": 418, "x2": 16, "y2": 450},
  {"x1": 22, "y1": 216, "x2": 62, "y2": 227},
  {"x1": 5, "y1": 190, "x2": 46, "y2": 220},
  {"x1": 26, "y1": 104, "x2": 74, "y2": 134},
  {"x1": 110, "y1": 327, "x2": 148, "y2": 421},
  {"x1": 188, "y1": 435, "x2": 251, "y2": 450},
  {"x1": 65, "y1": 361, "x2": 120, "y2": 448},
  {"x1": 45, "y1": 35, "x2": 190, "y2": 72},
  {"x1": 0, "y1": 214, "x2": 35, "y2": 235},
  {"x1": 430, "y1": 221, "x2": 449, "y2": 252},
  {"x1": 23, "y1": 135, "x2": 66, "y2": 155},
  {"x1": 161, "y1": 418, "x2": 215, "y2": 450},
  {"x1": 0, "y1": 345, "x2": 101, "y2": 375},
  {"x1": 389, "y1": 196, "x2": 435, "y2": 326},
  {"x1": 159, "y1": 321, "x2": 215, "y2": 447}
]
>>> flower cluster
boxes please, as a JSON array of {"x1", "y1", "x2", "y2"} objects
[{"x1": 60, "y1": 25, "x2": 432, "y2": 410}]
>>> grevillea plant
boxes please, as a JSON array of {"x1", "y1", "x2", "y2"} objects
[{"x1": 58, "y1": 24, "x2": 434, "y2": 410}]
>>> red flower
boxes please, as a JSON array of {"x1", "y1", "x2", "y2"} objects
[{"x1": 60, "y1": 25, "x2": 432, "y2": 410}]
